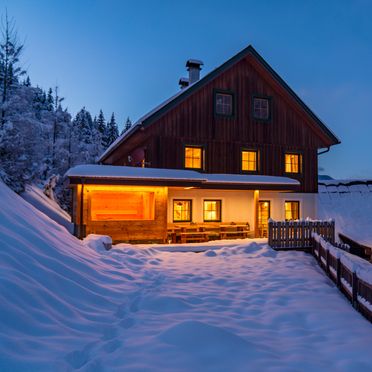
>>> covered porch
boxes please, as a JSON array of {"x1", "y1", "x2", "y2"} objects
[{"x1": 67, "y1": 165, "x2": 305, "y2": 243}]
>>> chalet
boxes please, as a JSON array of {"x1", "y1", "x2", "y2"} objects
[{"x1": 67, "y1": 45, "x2": 340, "y2": 243}]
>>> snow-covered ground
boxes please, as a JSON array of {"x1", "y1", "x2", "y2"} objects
[
  {"x1": 1, "y1": 181, "x2": 372, "y2": 371},
  {"x1": 318, "y1": 180, "x2": 372, "y2": 245}
]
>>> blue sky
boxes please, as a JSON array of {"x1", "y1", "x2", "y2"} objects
[{"x1": 1, "y1": 0, "x2": 372, "y2": 179}]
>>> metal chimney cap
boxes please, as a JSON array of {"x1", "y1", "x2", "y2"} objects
[{"x1": 186, "y1": 59, "x2": 204, "y2": 69}]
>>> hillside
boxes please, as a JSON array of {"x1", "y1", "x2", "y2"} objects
[{"x1": 1, "y1": 181, "x2": 372, "y2": 371}]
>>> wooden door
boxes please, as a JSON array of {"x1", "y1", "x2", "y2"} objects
[{"x1": 258, "y1": 201, "x2": 270, "y2": 238}]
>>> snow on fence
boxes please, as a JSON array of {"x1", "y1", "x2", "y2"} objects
[
  {"x1": 268, "y1": 219, "x2": 335, "y2": 250},
  {"x1": 312, "y1": 233, "x2": 372, "y2": 322}
]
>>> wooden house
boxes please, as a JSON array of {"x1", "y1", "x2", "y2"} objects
[{"x1": 67, "y1": 45, "x2": 340, "y2": 243}]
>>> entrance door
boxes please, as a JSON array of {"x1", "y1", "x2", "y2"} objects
[{"x1": 258, "y1": 201, "x2": 270, "y2": 238}]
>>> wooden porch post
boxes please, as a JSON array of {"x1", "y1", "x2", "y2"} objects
[{"x1": 254, "y1": 190, "x2": 259, "y2": 238}]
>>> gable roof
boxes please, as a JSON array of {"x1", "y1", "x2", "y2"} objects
[{"x1": 99, "y1": 45, "x2": 340, "y2": 162}]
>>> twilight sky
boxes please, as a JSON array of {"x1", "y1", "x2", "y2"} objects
[{"x1": 1, "y1": 0, "x2": 371, "y2": 179}]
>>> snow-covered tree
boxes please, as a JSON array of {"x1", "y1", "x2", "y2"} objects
[
  {"x1": 121, "y1": 116, "x2": 132, "y2": 135},
  {"x1": 105, "y1": 112, "x2": 119, "y2": 146}
]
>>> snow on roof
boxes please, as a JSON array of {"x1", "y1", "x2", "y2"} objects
[{"x1": 66, "y1": 165, "x2": 300, "y2": 186}]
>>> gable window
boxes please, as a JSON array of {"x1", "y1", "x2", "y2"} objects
[
  {"x1": 285, "y1": 201, "x2": 300, "y2": 221},
  {"x1": 185, "y1": 146, "x2": 203, "y2": 170},
  {"x1": 173, "y1": 200, "x2": 192, "y2": 222},
  {"x1": 253, "y1": 97, "x2": 270, "y2": 120},
  {"x1": 285, "y1": 153, "x2": 302, "y2": 173},
  {"x1": 215, "y1": 92, "x2": 233, "y2": 116},
  {"x1": 242, "y1": 149, "x2": 259, "y2": 172},
  {"x1": 203, "y1": 200, "x2": 222, "y2": 222}
]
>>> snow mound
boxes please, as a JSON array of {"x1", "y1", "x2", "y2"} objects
[{"x1": 21, "y1": 184, "x2": 73, "y2": 233}]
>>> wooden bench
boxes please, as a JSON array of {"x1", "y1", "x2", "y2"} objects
[{"x1": 180, "y1": 231, "x2": 209, "y2": 244}]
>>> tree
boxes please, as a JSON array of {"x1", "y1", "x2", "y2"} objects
[
  {"x1": 105, "y1": 112, "x2": 119, "y2": 146},
  {"x1": 122, "y1": 116, "x2": 132, "y2": 134},
  {"x1": 46, "y1": 88, "x2": 54, "y2": 111},
  {"x1": 0, "y1": 12, "x2": 26, "y2": 126}
]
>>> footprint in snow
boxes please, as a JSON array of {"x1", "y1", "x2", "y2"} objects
[
  {"x1": 65, "y1": 342, "x2": 94, "y2": 369},
  {"x1": 119, "y1": 317, "x2": 136, "y2": 329}
]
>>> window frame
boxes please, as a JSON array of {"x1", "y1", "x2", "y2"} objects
[
  {"x1": 203, "y1": 199, "x2": 222, "y2": 222},
  {"x1": 252, "y1": 95, "x2": 272, "y2": 122},
  {"x1": 284, "y1": 152, "x2": 303, "y2": 174},
  {"x1": 214, "y1": 89, "x2": 235, "y2": 118},
  {"x1": 183, "y1": 144, "x2": 205, "y2": 171},
  {"x1": 173, "y1": 199, "x2": 192, "y2": 222},
  {"x1": 284, "y1": 200, "x2": 300, "y2": 221},
  {"x1": 241, "y1": 148, "x2": 260, "y2": 173}
]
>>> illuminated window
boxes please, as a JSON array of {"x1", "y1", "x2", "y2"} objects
[
  {"x1": 173, "y1": 200, "x2": 192, "y2": 222},
  {"x1": 203, "y1": 200, "x2": 221, "y2": 222},
  {"x1": 253, "y1": 97, "x2": 270, "y2": 120},
  {"x1": 215, "y1": 93, "x2": 233, "y2": 116},
  {"x1": 242, "y1": 150, "x2": 259, "y2": 172},
  {"x1": 90, "y1": 191, "x2": 155, "y2": 221},
  {"x1": 285, "y1": 201, "x2": 300, "y2": 221},
  {"x1": 285, "y1": 153, "x2": 302, "y2": 173},
  {"x1": 185, "y1": 146, "x2": 203, "y2": 169}
]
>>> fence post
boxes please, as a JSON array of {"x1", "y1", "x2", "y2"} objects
[
  {"x1": 326, "y1": 248, "x2": 330, "y2": 275},
  {"x1": 352, "y1": 271, "x2": 359, "y2": 309},
  {"x1": 336, "y1": 257, "x2": 341, "y2": 288}
]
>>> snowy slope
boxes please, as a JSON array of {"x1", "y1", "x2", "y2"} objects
[
  {"x1": 1, "y1": 180, "x2": 372, "y2": 371},
  {"x1": 21, "y1": 184, "x2": 73, "y2": 233},
  {"x1": 318, "y1": 180, "x2": 372, "y2": 245}
]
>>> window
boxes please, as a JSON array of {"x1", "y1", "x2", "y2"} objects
[
  {"x1": 242, "y1": 150, "x2": 259, "y2": 172},
  {"x1": 285, "y1": 201, "x2": 300, "y2": 221},
  {"x1": 253, "y1": 97, "x2": 270, "y2": 120},
  {"x1": 185, "y1": 146, "x2": 203, "y2": 169},
  {"x1": 90, "y1": 191, "x2": 155, "y2": 221},
  {"x1": 203, "y1": 200, "x2": 221, "y2": 222},
  {"x1": 285, "y1": 153, "x2": 302, "y2": 173},
  {"x1": 173, "y1": 200, "x2": 192, "y2": 222},
  {"x1": 215, "y1": 92, "x2": 233, "y2": 116}
]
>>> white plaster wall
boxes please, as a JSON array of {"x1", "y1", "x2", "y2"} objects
[
  {"x1": 167, "y1": 188, "x2": 318, "y2": 224},
  {"x1": 167, "y1": 188, "x2": 255, "y2": 225},
  {"x1": 259, "y1": 191, "x2": 318, "y2": 221}
]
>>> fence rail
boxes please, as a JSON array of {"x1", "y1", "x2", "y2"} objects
[
  {"x1": 313, "y1": 234, "x2": 372, "y2": 323},
  {"x1": 268, "y1": 220, "x2": 335, "y2": 250}
]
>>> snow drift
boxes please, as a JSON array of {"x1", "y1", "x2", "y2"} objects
[{"x1": 1, "y1": 180, "x2": 372, "y2": 371}]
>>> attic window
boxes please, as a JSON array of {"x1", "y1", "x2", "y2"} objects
[
  {"x1": 215, "y1": 92, "x2": 233, "y2": 116},
  {"x1": 184, "y1": 146, "x2": 204, "y2": 170},
  {"x1": 285, "y1": 153, "x2": 302, "y2": 173},
  {"x1": 253, "y1": 97, "x2": 270, "y2": 120}
]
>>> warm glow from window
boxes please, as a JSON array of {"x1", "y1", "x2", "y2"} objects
[
  {"x1": 242, "y1": 150, "x2": 258, "y2": 171},
  {"x1": 90, "y1": 191, "x2": 155, "y2": 221},
  {"x1": 285, "y1": 201, "x2": 300, "y2": 220},
  {"x1": 285, "y1": 153, "x2": 302, "y2": 173},
  {"x1": 203, "y1": 200, "x2": 221, "y2": 222},
  {"x1": 185, "y1": 147, "x2": 203, "y2": 169},
  {"x1": 173, "y1": 200, "x2": 192, "y2": 222}
]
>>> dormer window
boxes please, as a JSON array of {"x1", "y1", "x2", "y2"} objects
[
  {"x1": 253, "y1": 97, "x2": 270, "y2": 120},
  {"x1": 285, "y1": 153, "x2": 302, "y2": 173},
  {"x1": 215, "y1": 92, "x2": 233, "y2": 116}
]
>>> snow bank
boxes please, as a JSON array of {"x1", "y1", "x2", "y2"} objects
[
  {"x1": 1, "y1": 180, "x2": 372, "y2": 371},
  {"x1": 21, "y1": 184, "x2": 73, "y2": 233}
]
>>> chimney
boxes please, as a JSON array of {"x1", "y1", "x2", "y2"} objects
[
  {"x1": 186, "y1": 59, "x2": 203, "y2": 84},
  {"x1": 179, "y1": 77, "x2": 189, "y2": 89}
]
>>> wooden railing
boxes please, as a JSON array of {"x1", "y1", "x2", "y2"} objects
[
  {"x1": 313, "y1": 233, "x2": 372, "y2": 322},
  {"x1": 268, "y1": 219, "x2": 335, "y2": 250}
]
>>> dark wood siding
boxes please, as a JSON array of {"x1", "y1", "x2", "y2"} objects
[{"x1": 105, "y1": 55, "x2": 327, "y2": 193}]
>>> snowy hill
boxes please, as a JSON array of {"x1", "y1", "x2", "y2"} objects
[
  {"x1": 318, "y1": 179, "x2": 372, "y2": 245},
  {"x1": 1, "y1": 180, "x2": 372, "y2": 371}
]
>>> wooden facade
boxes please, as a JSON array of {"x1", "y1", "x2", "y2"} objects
[{"x1": 100, "y1": 46, "x2": 339, "y2": 193}]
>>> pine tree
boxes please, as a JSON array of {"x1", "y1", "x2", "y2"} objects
[
  {"x1": 0, "y1": 12, "x2": 26, "y2": 126},
  {"x1": 123, "y1": 117, "x2": 132, "y2": 133},
  {"x1": 105, "y1": 112, "x2": 119, "y2": 146},
  {"x1": 23, "y1": 76, "x2": 31, "y2": 86},
  {"x1": 96, "y1": 109, "x2": 108, "y2": 148},
  {"x1": 46, "y1": 88, "x2": 54, "y2": 111}
]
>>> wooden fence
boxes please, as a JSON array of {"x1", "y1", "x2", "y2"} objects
[
  {"x1": 313, "y1": 234, "x2": 372, "y2": 322},
  {"x1": 268, "y1": 219, "x2": 335, "y2": 250}
]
